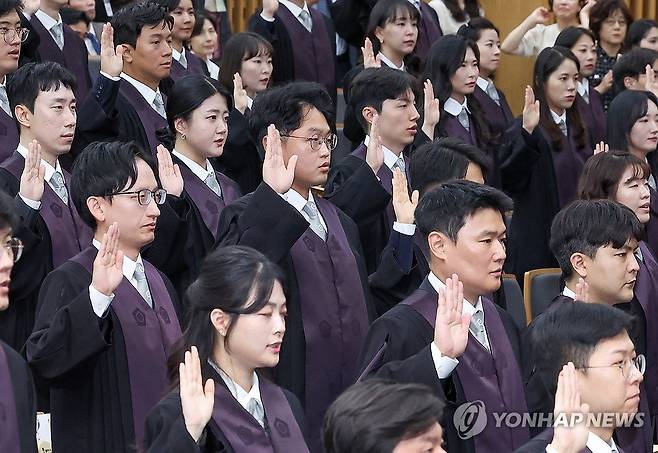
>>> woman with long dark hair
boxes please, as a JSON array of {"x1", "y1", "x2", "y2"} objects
[
  {"x1": 624, "y1": 19, "x2": 658, "y2": 52},
  {"x1": 500, "y1": 46, "x2": 590, "y2": 283},
  {"x1": 144, "y1": 246, "x2": 309, "y2": 452},
  {"x1": 155, "y1": 74, "x2": 241, "y2": 299}
]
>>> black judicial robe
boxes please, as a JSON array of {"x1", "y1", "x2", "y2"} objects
[
  {"x1": 144, "y1": 364, "x2": 308, "y2": 453},
  {"x1": 169, "y1": 50, "x2": 208, "y2": 81},
  {"x1": 25, "y1": 248, "x2": 183, "y2": 453},
  {"x1": 0, "y1": 341, "x2": 36, "y2": 453},
  {"x1": 576, "y1": 89, "x2": 607, "y2": 147},
  {"x1": 0, "y1": 109, "x2": 18, "y2": 163},
  {"x1": 499, "y1": 120, "x2": 590, "y2": 284},
  {"x1": 248, "y1": 7, "x2": 337, "y2": 101},
  {"x1": 0, "y1": 153, "x2": 92, "y2": 351},
  {"x1": 357, "y1": 277, "x2": 529, "y2": 453},
  {"x1": 645, "y1": 187, "x2": 658, "y2": 259},
  {"x1": 473, "y1": 84, "x2": 514, "y2": 138},
  {"x1": 29, "y1": 16, "x2": 91, "y2": 102},
  {"x1": 211, "y1": 107, "x2": 263, "y2": 194},
  {"x1": 215, "y1": 183, "x2": 377, "y2": 450},
  {"x1": 414, "y1": 2, "x2": 442, "y2": 63}
]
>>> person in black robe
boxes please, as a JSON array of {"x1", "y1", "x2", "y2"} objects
[
  {"x1": 325, "y1": 67, "x2": 434, "y2": 273},
  {"x1": 215, "y1": 82, "x2": 378, "y2": 451},
  {"x1": 523, "y1": 199, "x2": 651, "y2": 452},
  {"x1": 73, "y1": 2, "x2": 175, "y2": 158},
  {"x1": 357, "y1": 180, "x2": 530, "y2": 453},
  {"x1": 154, "y1": 74, "x2": 241, "y2": 301},
  {"x1": 500, "y1": 47, "x2": 591, "y2": 285},
  {"x1": 0, "y1": 0, "x2": 24, "y2": 162},
  {"x1": 145, "y1": 246, "x2": 309, "y2": 452},
  {"x1": 25, "y1": 141, "x2": 184, "y2": 452},
  {"x1": 0, "y1": 62, "x2": 93, "y2": 352},
  {"x1": 0, "y1": 191, "x2": 37, "y2": 453},
  {"x1": 249, "y1": 0, "x2": 337, "y2": 102},
  {"x1": 516, "y1": 302, "x2": 644, "y2": 453}
]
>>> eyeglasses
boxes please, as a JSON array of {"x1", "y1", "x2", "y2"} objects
[
  {"x1": 112, "y1": 188, "x2": 167, "y2": 206},
  {"x1": 1, "y1": 237, "x2": 23, "y2": 263},
  {"x1": 579, "y1": 354, "x2": 646, "y2": 378},
  {"x1": 603, "y1": 18, "x2": 628, "y2": 27},
  {"x1": 280, "y1": 133, "x2": 338, "y2": 151},
  {"x1": 0, "y1": 27, "x2": 29, "y2": 44}
]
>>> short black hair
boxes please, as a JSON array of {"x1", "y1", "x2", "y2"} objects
[
  {"x1": 0, "y1": 0, "x2": 22, "y2": 17},
  {"x1": 0, "y1": 191, "x2": 17, "y2": 231},
  {"x1": 554, "y1": 26, "x2": 596, "y2": 49},
  {"x1": 60, "y1": 7, "x2": 89, "y2": 26},
  {"x1": 219, "y1": 32, "x2": 273, "y2": 92},
  {"x1": 410, "y1": 137, "x2": 490, "y2": 194},
  {"x1": 612, "y1": 48, "x2": 658, "y2": 92},
  {"x1": 549, "y1": 199, "x2": 643, "y2": 280},
  {"x1": 607, "y1": 89, "x2": 658, "y2": 151},
  {"x1": 7, "y1": 62, "x2": 76, "y2": 129},
  {"x1": 457, "y1": 17, "x2": 500, "y2": 42},
  {"x1": 415, "y1": 180, "x2": 513, "y2": 242},
  {"x1": 531, "y1": 301, "x2": 634, "y2": 397},
  {"x1": 323, "y1": 379, "x2": 444, "y2": 453},
  {"x1": 624, "y1": 19, "x2": 658, "y2": 52},
  {"x1": 348, "y1": 67, "x2": 417, "y2": 133},
  {"x1": 71, "y1": 141, "x2": 158, "y2": 230},
  {"x1": 111, "y1": 1, "x2": 173, "y2": 48},
  {"x1": 248, "y1": 81, "x2": 335, "y2": 154}
]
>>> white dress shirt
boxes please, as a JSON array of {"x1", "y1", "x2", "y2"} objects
[
  {"x1": 16, "y1": 144, "x2": 65, "y2": 210},
  {"x1": 427, "y1": 272, "x2": 489, "y2": 379},
  {"x1": 88, "y1": 239, "x2": 146, "y2": 317},
  {"x1": 171, "y1": 47, "x2": 187, "y2": 67},
  {"x1": 476, "y1": 77, "x2": 495, "y2": 95},
  {"x1": 550, "y1": 109, "x2": 567, "y2": 125},
  {"x1": 562, "y1": 286, "x2": 577, "y2": 300},
  {"x1": 378, "y1": 52, "x2": 405, "y2": 71},
  {"x1": 34, "y1": 10, "x2": 64, "y2": 48},
  {"x1": 577, "y1": 78, "x2": 590, "y2": 99},
  {"x1": 172, "y1": 150, "x2": 214, "y2": 182},
  {"x1": 246, "y1": 95, "x2": 254, "y2": 110},
  {"x1": 511, "y1": 22, "x2": 561, "y2": 57},
  {"x1": 119, "y1": 72, "x2": 164, "y2": 115},
  {"x1": 84, "y1": 24, "x2": 99, "y2": 55},
  {"x1": 443, "y1": 97, "x2": 469, "y2": 117},
  {"x1": 547, "y1": 432, "x2": 619, "y2": 453},
  {"x1": 206, "y1": 59, "x2": 220, "y2": 80},
  {"x1": 209, "y1": 361, "x2": 266, "y2": 428},
  {"x1": 280, "y1": 188, "x2": 328, "y2": 232}
]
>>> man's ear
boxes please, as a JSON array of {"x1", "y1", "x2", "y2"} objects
[
  {"x1": 570, "y1": 252, "x2": 588, "y2": 279},
  {"x1": 86, "y1": 196, "x2": 106, "y2": 225},
  {"x1": 14, "y1": 104, "x2": 31, "y2": 129},
  {"x1": 428, "y1": 231, "x2": 450, "y2": 262},
  {"x1": 121, "y1": 44, "x2": 134, "y2": 64},
  {"x1": 361, "y1": 106, "x2": 377, "y2": 127}
]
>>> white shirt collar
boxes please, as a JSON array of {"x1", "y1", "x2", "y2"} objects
[
  {"x1": 550, "y1": 109, "x2": 567, "y2": 125},
  {"x1": 172, "y1": 150, "x2": 213, "y2": 182},
  {"x1": 1, "y1": 75, "x2": 7, "y2": 87},
  {"x1": 363, "y1": 135, "x2": 402, "y2": 172},
  {"x1": 16, "y1": 143, "x2": 62, "y2": 183},
  {"x1": 206, "y1": 59, "x2": 219, "y2": 80},
  {"x1": 88, "y1": 24, "x2": 96, "y2": 37},
  {"x1": 120, "y1": 72, "x2": 160, "y2": 105},
  {"x1": 378, "y1": 52, "x2": 405, "y2": 71},
  {"x1": 406, "y1": 0, "x2": 421, "y2": 10},
  {"x1": 476, "y1": 77, "x2": 492, "y2": 92},
  {"x1": 171, "y1": 47, "x2": 185, "y2": 63},
  {"x1": 427, "y1": 271, "x2": 483, "y2": 314},
  {"x1": 246, "y1": 95, "x2": 254, "y2": 109},
  {"x1": 586, "y1": 431, "x2": 619, "y2": 453},
  {"x1": 444, "y1": 97, "x2": 469, "y2": 117},
  {"x1": 282, "y1": 187, "x2": 314, "y2": 212},
  {"x1": 92, "y1": 238, "x2": 143, "y2": 282},
  {"x1": 577, "y1": 78, "x2": 589, "y2": 97},
  {"x1": 562, "y1": 286, "x2": 576, "y2": 300},
  {"x1": 208, "y1": 359, "x2": 263, "y2": 427},
  {"x1": 279, "y1": 0, "x2": 310, "y2": 18},
  {"x1": 35, "y1": 9, "x2": 62, "y2": 31}
]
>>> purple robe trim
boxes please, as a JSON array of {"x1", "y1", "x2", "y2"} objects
[
  {"x1": 119, "y1": 80, "x2": 167, "y2": 157},
  {"x1": 647, "y1": 188, "x2": 658, "y2": 258},
  {"x1": 275, "y1": 6, "x2": 336, "y2": 96},
  {"x1": 0, "y1": 346, "x2": 20, "y2": 451},
  {"x1": 576, "y1": 90, "x2": 607, "y2": 146},
  {"x1": 2, "y1": 152, "x2": 92, "y2": 268},
  {"x1": 442, "y1": 114, "x2": 479, "y2": 147},
  {"x1": 403, "y1": 290, "x2": 530, "y2": 450},
  {"x1": 289, "y1": 196, "x2": 370, "y2": 448},
  {"x1": 71, "y1": 246, "x2": 182, "y2": 450},
  {"x1": 415, "y1": 3, "x2": 442, "y2": 62},
  {"x1": 170, "y1": 51, "x2": 207, "y2": 81},
  {"x1": 539, "y1": 127, "x2": 587, "y2": 209},
  {"x1": 211, "y1": 377, "x2": 309, "y2": 453},
  {"x1": 473, "y1": 85, "x2": 514, "y2": 135},
  {"x1": 0, "y1": 110, "x2": 18, "y2": 163},
  {"x1": 29, "y1": 17, "x2": 91, "y2": 102}
]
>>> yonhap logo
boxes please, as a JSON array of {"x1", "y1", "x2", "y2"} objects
[{"x1": 454, "y1": 400, "x2": 487, "y2": 439}]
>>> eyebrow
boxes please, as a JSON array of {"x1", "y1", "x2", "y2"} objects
[
  {"x1": 306, "y1": 127, "x2": 331, "y2": 134},
  {"x1": 479, "y1": 230, "x2": 506, "y2": 237},
  {"x1": 51, "y1": 97, "x2": 76, "y2": 103}
]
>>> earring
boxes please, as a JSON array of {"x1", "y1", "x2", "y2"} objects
[{"x1": 180, "y1": 133, "x2": 186, "y2": 140}]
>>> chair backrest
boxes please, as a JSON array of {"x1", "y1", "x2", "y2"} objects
[
  {"x1": 523, "y1": 268, "x2": 562, "y2": 323},
  {"x1": 502, "y1": 274, "x2": 526, "y2": 330}
]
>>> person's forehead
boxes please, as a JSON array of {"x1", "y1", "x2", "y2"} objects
[
  {"x1": 295, "y1": 106, "x2": 331, "y2": 133},
  {"x1": 36, "y1": 86, "x2": 76, "y2": 102},
  {"x1": 591, "y1": 333, "x2": 634, "y2": 357},
  {"x1": 0, "y1": 10, "x2": 20, "y2": 24}
]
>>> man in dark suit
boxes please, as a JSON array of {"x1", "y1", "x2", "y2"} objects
[
  {"x1": 516, "y1": 302, "x2": 644, "y2": 453},
  {"x1": 357, "y1": 180, "x2": 530, "y2": 453}
]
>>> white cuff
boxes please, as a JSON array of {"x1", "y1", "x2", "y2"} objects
[
  {"x1": 99, "y1": 71, "x2": 121, "y2": 81},
  {"x1": 19, "y1": 194, "x2": 41, "y2": 210},
  {"x1": 89, "y1": 285, "x2": 114, "y2": 318},
  {"x1": 393, "y1": 222, "x2": 416, "y2": 236},
  {"x1": 260, "y1": 13, "x2": 275, "y2": 22},
  {"x1": 430, "y1": 342, "x2": 459, "y2": 379},
  {"x1": 545, "y1": 446, "x2": 559, "y2": 453}
]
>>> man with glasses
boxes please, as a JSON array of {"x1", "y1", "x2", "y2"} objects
[
  {"x1": 26, "y1": 141, "x2": 183, "y2": 452},
  {"x1": 517, "y1": 301, "x2": 645, "y2": 453},
  {"x1": 216, "y1": 81, "x2": 376, "y2": 452}
]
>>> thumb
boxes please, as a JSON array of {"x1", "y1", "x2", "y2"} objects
[
  {"x1": 287, "y1": 154, "x2": 299, "y2": 174},
  {"x1": 411, "y1": 190, "x2": 419, "y2": 206},
  {"x1": 116, "y1": 45, "x2": 126, "y2": 58}
]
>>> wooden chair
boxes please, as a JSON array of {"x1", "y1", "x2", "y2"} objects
[
  {"x1": 523, "y1": 268, "x2": 562, "y2": 324},
  {"x1": 502, "y1": 274, "x2": 527, "y2": 329}
]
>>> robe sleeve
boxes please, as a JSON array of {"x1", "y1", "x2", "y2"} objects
[
  {"x1": 144, "y1": 393, "x2": 202, "y2": 453},
  {"x1": 499, "y1": 121, "x2": 543, "y2": 196},
  {"x1": 368, "y1": 229, "x2": 417, "y2": 309}
]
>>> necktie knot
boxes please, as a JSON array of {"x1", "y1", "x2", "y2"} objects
[
  {"x1": 51, "y1": 23, "x2": 64, "y2": 49},
  {"x1": 457, "y1": 106, "x2": 470, "y2": 132},
  {"x1": 557, "y1": 119, "x2": 568, "y2": 137},
  {"x1": 485, "y1": 81, "x2": 500, "y2": 106},
  {"x1": 133, "y1": 262, "x2": 153, "y2": 307},
  {"x1": 86, "y1": 32, "x2": 101, "y2": 54},
  {"x1": 469, "y1": 309, "x2": 490, "y2": 351},
  {"x1": 134, "y1": 262, "x2": 146, "y2": 282},
  {"x1": 50, "y1": 171, "x2": 69, "y2": 203},
  {"x1": 0, "y1": 86, "x2": 10, "y2": 117},
  {"x1": 299, "y1": 10, "x2": 313, "y2": 32},
  {"x1": 153, "y1": 92, "x2": 166, "y2": 118},
  {"x1": 248, "y1": 398, "x2": 265, "y2": 428},
  {"x1": 204, "y1": 172, "x2": 222, "y2": 197},
  {"x1": 178, "y1": 50, "x2": 188, "y2": 69},
  {"x1": 303, "y1": 200, "x2": 327, "y2": 241},
  {"x1": 393, "y1": 156, "x2": 406, "y2": 174}
]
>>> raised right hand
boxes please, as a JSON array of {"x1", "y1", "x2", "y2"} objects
[
  {"x1": 392, "y1": 168, "x2": 418, "y2": 225},
  {"x1": 233, "y1": 73, "x2": 249, "y2": 115},
  {"x1": 180, "y1": 346, "x2": 215, "y2": 443},
  {"x1": 366, "y1": 114, "x2": 384, "y2": 174},
  {"x1": 594, "y1": 141, "x2": 609, "y2": 155},
  {"x1": 522, "y1": 85, "x2": 540, "y2": 134},
  {"x1": 529, "y1": 7, "x2": 551, "y2": 26},
  {"x1": 91, "y1": 223, "x2": 124, "y2": 297},
  {"x1": 433, "y1": 274, "x2": 471, "y2": 359},
  {"x1": 361, "y1": 37, "x2": 381, "y2": 69},
  {"x1": 574, "y1": 278, "x2": 589, "y2": 303},
  {"x1": 262, "y1": 124, "x2": 297, "y2": 194},
  {"x1": 100, "y1": 23, "x2": 125, "y2": 78},
  {"x1": 548, "y1": 363, "x2": 590, "y2": 453},
  {"x1": 262, "y1": 0, "x2": 279, "y2": 19},
  {"x1": 594, "y1": 70, "x2": 613, "y2": 95},
  {"x1": 19, "y1": 140, "x2": 46, "y2": 203}
]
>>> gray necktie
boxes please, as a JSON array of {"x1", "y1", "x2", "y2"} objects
[
  {"x1": 470, "y1": 309, "x2": 490, "y2": 351},
  {"x1": 0, "y1": 86, "x2": 10, "y2": 117},
  {"x1": 152, "y1": 92, "x2": 166, "y2": 118},
  {"x1": 393, "y1": 155, "x2": 406, "y2": 175},
  {"x1": 635, "y1": 247, "x2": 644, "y2": 263},
  {"x1": 650, "y1": 175, "x2": 657, "y2": 191},
  {"x1": 485, "y1": 81, "x2": 500, "y2": 106},
  {"x1": 248, "y1": 398, "x2": 265, "y2": 429},
  {"x1": 580, "y1": 87, "x2": 590, "y2": 104},
  {"x1": 178, "y1": 50, "x2": 188, "y2": 69},
  {"x1": 51, "y1": 22, "x2": 64, "y2": 50},
  {"x1": 299, "y1": 10, "x2": 313, "y2": 32},
  {"x1": 50, "y1": 171, "x2": 68, "y2": 204},
  {"x1": 204, "y1": 172, "x2": 222, "y2": 198},
  {"x1": 457, "y1": 107, "x2": 470, "y2": 132},
  {"x1": 133, "y1": 262, "x2": 153, "y2": 307},
  {"x1": 303, "y1": 200, "x2": 327, "y2": 241},
  {"x1": 557, "y1": 119, "x2": 568, "y2": 137}
]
